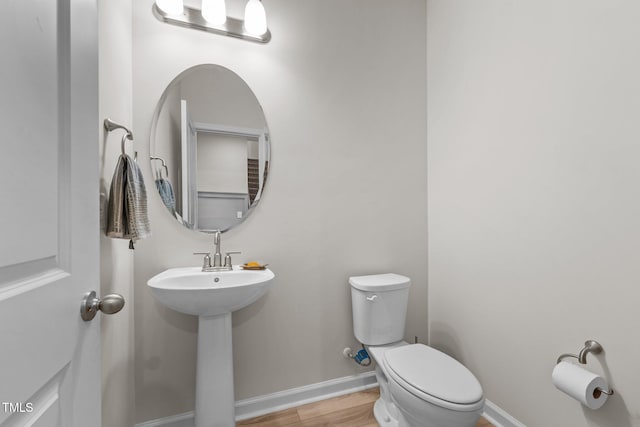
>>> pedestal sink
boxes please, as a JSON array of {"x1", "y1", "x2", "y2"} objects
[{"x1": 148, "y1": 266, "x2": 274, "y2": 427}]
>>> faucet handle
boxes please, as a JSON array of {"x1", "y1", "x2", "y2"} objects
[
  {"x1": 193, "y1": 252, "x2": 212, "y2": 269},
  {"x1": 223, "y1": 251, "x2": 241, "y2": 267}
]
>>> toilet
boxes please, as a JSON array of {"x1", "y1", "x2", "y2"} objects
[{"x1": 350, "y1": 273, "x2": 484, "y2": 427}]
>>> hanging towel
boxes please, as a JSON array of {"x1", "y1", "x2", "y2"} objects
[
  {"x1": 155, "y1": 178, "x2": 176, "y2": 213},
  {"x1": 106, "y1": 154, "x2": 151, "y2": 246}
]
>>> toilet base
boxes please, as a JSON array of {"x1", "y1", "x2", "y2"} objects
[{"x1": 373, "y1": 398, "x2": 399, "y2": 427}]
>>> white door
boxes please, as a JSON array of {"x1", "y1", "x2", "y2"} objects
[{"x1": 0, "y1": 0, "x2": 101, "y2": 426}]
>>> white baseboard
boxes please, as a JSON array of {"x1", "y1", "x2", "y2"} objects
[
  {"x1": 482, "y1": 399, "x2": 527, "y2": 427},
  {"x1": 135, "y1": 412, "x2": 193, "y2": 427},
  {"x1": 135, "y1": 371, "x2": 378, "y2": 427},
  {"x1": 235, "y1": 371, "x2": 378, "y2": 420},
  {"x1": 135, "y1": 373, "x2": 526, "y2": 427}
]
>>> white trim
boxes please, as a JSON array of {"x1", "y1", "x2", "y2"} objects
[
  {"x1": 135, "y1": 411, "x2": 192, "y2": 427},
  {"x1": 235, "y1": 371, "x2": 378, "y2": 421},
  {"x1": 192, "y1": 121, "x2": 265, "y2": 139},
  {"x1": 134, "y1": 374, "x2": 527, "y2": 427},
  {"x1": 482, "y1": 399, "x2": 527, "y2": 427},
  {"x1": 135, "y1": 372, "x2": 378, "y2": 427}
]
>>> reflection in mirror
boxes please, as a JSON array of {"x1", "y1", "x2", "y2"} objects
[{"x1": 150, "y1": 64, "x2": 270, "y2": 233}]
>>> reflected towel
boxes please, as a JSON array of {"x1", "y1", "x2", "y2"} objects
[
  {"x1": 155, "y1": 178, "x2": 176, "y2": 213},
  {"x1": 106, "y1": 154, "x2": 151, "y2": 243}
]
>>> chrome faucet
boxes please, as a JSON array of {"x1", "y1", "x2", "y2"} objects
[
  {"x1": 212, "y1": 230, "x2": 222, "y2": 269},
  {"x1": 194, "y1": 230, "x2": 241, "y2": 272}
]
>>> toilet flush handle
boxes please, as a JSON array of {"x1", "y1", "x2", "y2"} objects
[{"x1": 366, "y1": 295, "x2": 378, "y2": 302}]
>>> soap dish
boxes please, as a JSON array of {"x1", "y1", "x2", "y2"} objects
[{"x1": 241, "y1": 264, "x2": 269, "y2": 270}]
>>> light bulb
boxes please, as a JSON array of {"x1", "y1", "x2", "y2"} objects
[
  {"x1": 244, "y1": 0, "x2": 267, "y2": 36},
  {"x1": 156, "y1": 0, "x2": 183, "y2": 15},
  {"x1": 202, "y1": 0, "x2": 227, "y2": 25}
]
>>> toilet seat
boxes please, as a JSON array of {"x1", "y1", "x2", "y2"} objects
[{"x1": 384, "y1": 344, "x2": 484, "y2": 412}]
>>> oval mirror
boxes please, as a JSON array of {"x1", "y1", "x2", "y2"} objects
[{"x1": 150, "y1": 64, "x2": 270, "y2": 233}]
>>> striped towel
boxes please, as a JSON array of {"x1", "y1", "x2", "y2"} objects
[
  {"x1": 155, "y1": 178, "x2": 176, "y2": 213},
  {"x1": 106, "y1": 154, "x2": 151, "y2": 247}
]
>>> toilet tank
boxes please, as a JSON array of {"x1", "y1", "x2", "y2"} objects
[{"x1": 349, "y1": 273, "x2": 411, "y2": 345}]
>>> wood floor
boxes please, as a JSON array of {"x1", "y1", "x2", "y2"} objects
[{"x1": 237, "y1": 388, "x2": 494, "y2": 427}]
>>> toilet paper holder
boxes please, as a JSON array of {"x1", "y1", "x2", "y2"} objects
[{"x1": 556, "y1": 340, "x2": 614, "y2": 396}]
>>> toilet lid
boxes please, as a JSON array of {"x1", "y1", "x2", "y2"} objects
[
  {"x1": 349, "y1": 273, "x2": 410, "y2": 291},
  {"x1": 384, "y1": 344, "x2": 483, "y2": 405}
]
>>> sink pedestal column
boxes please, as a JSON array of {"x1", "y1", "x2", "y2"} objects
[{"x1": 195, "y1": 312, "x2": 235, "y2": 427}]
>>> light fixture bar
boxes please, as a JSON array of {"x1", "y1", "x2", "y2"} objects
[{"x1": 152, "y1": 3, "x2": 271, "y2": 44}]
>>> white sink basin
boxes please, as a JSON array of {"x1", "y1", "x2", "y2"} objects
[{"x1": 147, "y1": 266, "x2": 274, "y2": 316}]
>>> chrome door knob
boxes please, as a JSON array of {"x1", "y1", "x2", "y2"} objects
[{"x1": 80, "y1": 291, "x2": 125, "y2": 321}]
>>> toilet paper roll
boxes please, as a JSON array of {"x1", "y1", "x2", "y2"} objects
[{"x1": 552, "y1": 361, "x2": 610, "y2": 410}]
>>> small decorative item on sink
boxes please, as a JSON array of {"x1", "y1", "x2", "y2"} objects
[{"x1": 241, "y1": 261, "x2": 269, "y2": 270}]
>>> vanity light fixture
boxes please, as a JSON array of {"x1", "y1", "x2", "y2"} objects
[
  {"x1": 201, "y1": 0, "x2": 226, "y2": 25},
  {"x1": 243, "y1": 0, "x2": 267, "y2": 36},
  {"x1": 152, "y1": 0, "x2": 271, "y2": 44},
  {"x1": 155, "y1": 0, "x2": 184, "y2": 16}
]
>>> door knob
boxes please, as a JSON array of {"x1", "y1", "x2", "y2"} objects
[{"x1": 80, "y1": 291, "x2": 125, "y2": 321}]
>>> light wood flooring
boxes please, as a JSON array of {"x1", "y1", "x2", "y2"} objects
[{"x1": 237, "y1": 388, "x2": 494, "y2": 427}]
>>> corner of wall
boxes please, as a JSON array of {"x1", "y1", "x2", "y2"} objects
[{"x1": 99, "y1": 0, "x2": 135, "y2": 425}]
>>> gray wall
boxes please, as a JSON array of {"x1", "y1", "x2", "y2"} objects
[
  {"x1": 99, "y1": 0, "x2": 135, "y2": 426},
  {"x1": 428, "y1": 1, "x2": 640, "y2": 426},
  {"x1": 132, "y1": 0, "x2": 428, "y2": 423}
]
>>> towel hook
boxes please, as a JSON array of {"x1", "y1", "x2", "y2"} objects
[
  {"x1": 120, "y1": 134, "x2": 131, "y2": 155},
  {"x1": 150, "y1": 156, "x2": 169, "y2": 178},
  {"x1": 104, "y1": 118, "x2": 133, "y2": 140},
  {"x1": 104, "y1": 118, "x2": 134, "y2": 156}
]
